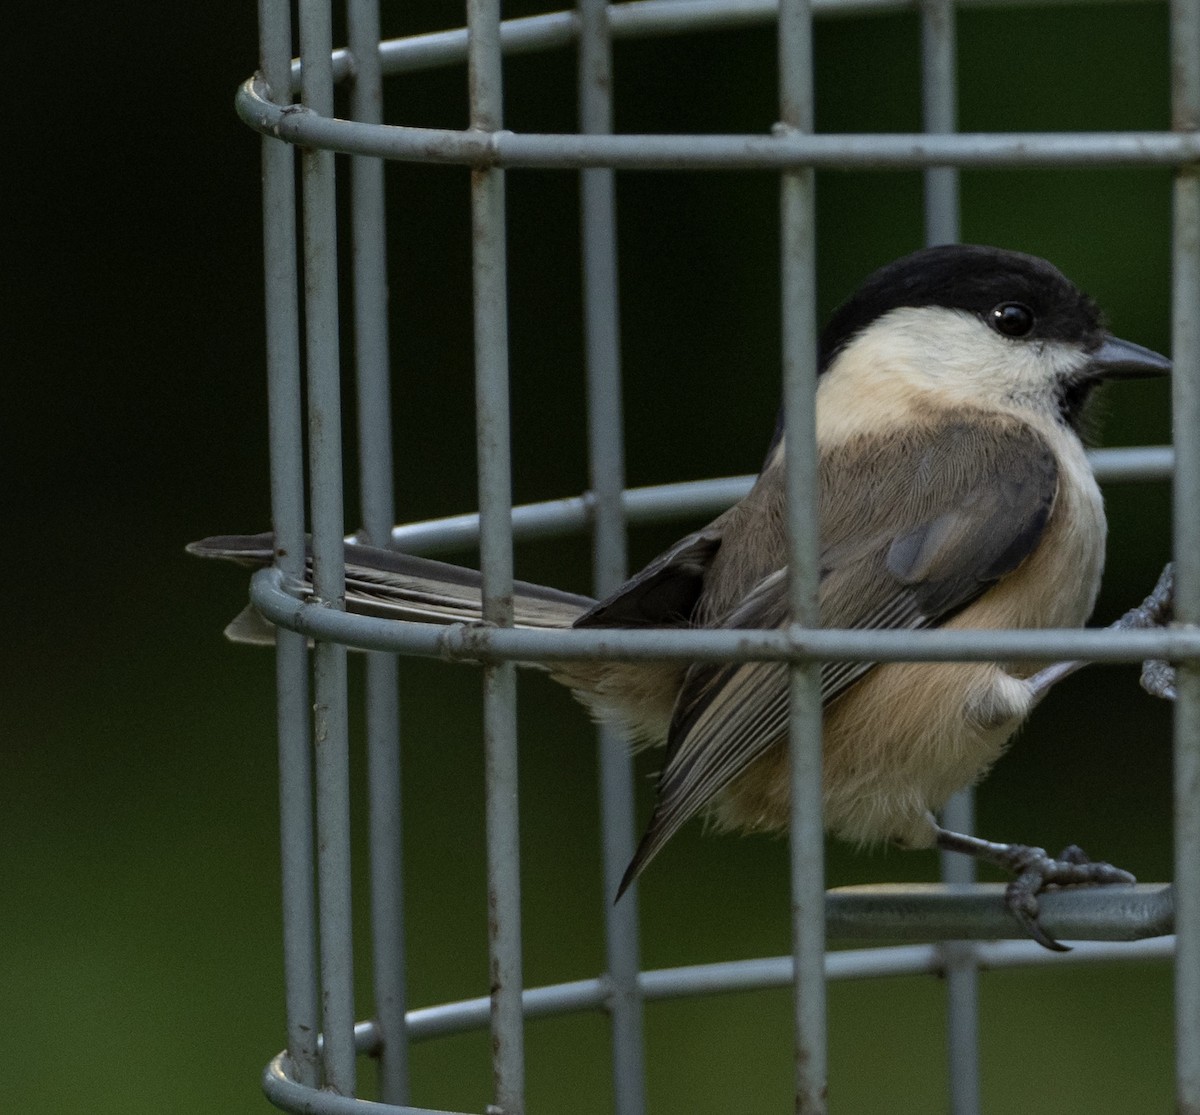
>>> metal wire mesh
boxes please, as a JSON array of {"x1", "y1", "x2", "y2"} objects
[{"x1": 234, "y1": 1, "x2": 1199, "y2": 1112}]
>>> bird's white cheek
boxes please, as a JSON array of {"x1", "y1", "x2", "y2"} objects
[{"x1": 814, "y1": 307, "x2": 1092, "y2": 434}]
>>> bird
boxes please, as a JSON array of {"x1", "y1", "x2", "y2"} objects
[{"x1": 191, "y1": 243, "x2": 1171, "y2": 950}]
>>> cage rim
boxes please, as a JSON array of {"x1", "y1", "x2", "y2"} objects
[
  {"x1": 238, "y1": 74, "x2": 1200, "y2": 169},
  {"x1": 248, "y1": 447, "x2": 1183, "y2": 661},
  {"x1": 283, "y1": 0, "x2": 1166, "y2": 91},
  {"x1": 373, "y1": 447, "x2": 1173, "y2": 557},
  {"x1": 237, "y1": 0, "x2": 1195, "y2": 170},
  {"x1": 260, "y1": 933, "x2": 1175, "y2": 1114}
]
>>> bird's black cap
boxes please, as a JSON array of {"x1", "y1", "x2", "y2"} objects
[{"x1": 818, "y1": 244, "x2": 1105, "y2": 371}]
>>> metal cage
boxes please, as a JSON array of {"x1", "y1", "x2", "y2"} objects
[{"x1": 233, "y1": 1, "x2": 1200, "y2": 1112}]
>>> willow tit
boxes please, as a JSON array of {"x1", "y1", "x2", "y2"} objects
[{"x1": 191, "y1": 244, "x2": 1171, "y2": 950}]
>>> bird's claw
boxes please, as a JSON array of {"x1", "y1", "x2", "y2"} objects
[
  {"x1": 1118, "y1": 562, "x2": 1176, "y2": 701},
  {"x1": 1141, "y1": 658, "x2": 1177, "y2": 701},
  {"x1": 1001, "y1": 844, "x2": 1137, "y2": 952}
]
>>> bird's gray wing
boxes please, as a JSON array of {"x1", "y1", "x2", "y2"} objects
[
  {"x1": 573, "y1": 526, "x2": 726, "y2": 629},
  {"x1": 619, "y1": 417, "x2": 1058, "y2": 890}
]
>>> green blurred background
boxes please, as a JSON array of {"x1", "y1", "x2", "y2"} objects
[{"x1": 5, "y1": 1, "x2": 1179, "y2": 1112}]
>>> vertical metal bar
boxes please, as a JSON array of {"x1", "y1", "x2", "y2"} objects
[
  {"x1": 577, "y1": 5, "x2": 647, "y2": 1115},
  {"x1": 594, "y1": 741, "x2": 645, "y2": 1112},
  {"x1": 346, "y1": 1, "x2": 410, "y2": 1105},
  {"x1": 467, "y1": 2, "x2": 525, "y2": 1112},
  {"x1": 779, "y1": 0, "x2": 826, "y2": 1110},
  {"x1": 919, "y1": 0, "x2": 959, "y2": 247},
  {"x1": 258, "y1": 0, "x2": 319, "y2": 1088},
  {"x1": 274, "y1": 638, "x2": 318, "y2": 1085},
  {"x1": 361, "y1": 654, "x2": 406, "y2": 1101},
  {"x1": 938, "y1": 797, "x2": 981, "y2": 1115},
  {"x1": 349, "y1": 0, "x2": 397, "y2": 548},
  {"x1": 920, "y1": 4, "x2": 979, "y2": 1113},
  {"x1": 299, "y1": 0, "x2": 356, "y2": 1095},
  {"x1": 1174, "y1": 233, "x2": 1200, "y2": 1110},
  {"x1": 1171, "y1": 0, "x2": 1200, "y2": 1105}
]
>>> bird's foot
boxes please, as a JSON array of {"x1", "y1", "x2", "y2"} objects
[
  {"x1": 934, "y1": 826, "x2": 1136, "y2": 951},
  {"x1": 1115, "y1": 562, "x2": 1176, "y2": 700},
  {"x1": 1024, "y1": 561, "x2": 1177, "y2": 705},
  {"x1": 1141, "y1": 658, "x2": 1177, "y2": 701},
  {"x1": 1001, "y1": 842, "x2": 1136, "y2": 951}
]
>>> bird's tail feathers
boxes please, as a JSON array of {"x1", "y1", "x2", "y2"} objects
[{"x1": 188, "y1": 532, "x2": 597, "y2": 643}]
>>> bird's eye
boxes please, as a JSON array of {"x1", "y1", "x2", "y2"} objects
[{"x1": 990, "y1": 302, "x2": 1035, "y2": 337}]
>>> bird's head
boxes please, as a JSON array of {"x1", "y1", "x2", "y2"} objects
[{"x1": 817, "y1": 244, "x2": 1170, "y2": 432}]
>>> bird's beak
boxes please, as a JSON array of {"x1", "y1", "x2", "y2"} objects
[{"x1": 1088, "y1": 335, "x2": 1172, "y2": 380}]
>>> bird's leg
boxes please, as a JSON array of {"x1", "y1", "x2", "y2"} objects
[
  {"x1": 1024, "y1": 562, "x2": 1176, "y2": 706},
  {"x1": 933, "y1": 825, "x2": 1136, "y2": 951},
  {"x1": 935, "y1": 565, "x2": 1172, "y2": 950}
]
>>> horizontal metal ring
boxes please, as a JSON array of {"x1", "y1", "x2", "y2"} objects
[{"x1": 238, "y1": 78, "x2": 1200, "y2": 169}]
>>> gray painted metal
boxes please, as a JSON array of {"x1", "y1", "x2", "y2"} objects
[
  {"x1": 298, "y1": 0, "x2": 357, "y2": 1096},
  {"x1": 916, "y1": 4, "x2": 982, "y2": 1108},
  {"x1": 393, "y1": 933, "x2": 1177, "y2": 1046},
  {"x1": 466, "y1": 3, "x2": 527, "y2": 1113},
  {"x1": 371, "y1": 446, "x2": 1172, "y2": 555},
  {"x1": 279, "y1": 0, "x2": 1159, "y2": 90},
  {"x1": 1171, "y1": 0, "x2": 1200, "y2": 1106},
  {"x1": 826, "y1": 883, "x2": 1176, "y2": 941},
  {"x1": 777, "y1": 0, "x2": 828, "y2": 1106},
  {"x1": 249, "y1": 566, "x2": 1199, "y2": 663},
  {"x1": 241, "y1": 1, "x2": 1186, "y2": 1112},
  {"x1": 257, "y1": 0, "x2": 322, "y2": 1092},
  {"x1": 347, "y1": 0, "x2": 410, "y2": 1102},
  {"x1": 260, "y1": 935, "x2": 1177, "y2": 1112},
  {"x1": 237, "y1": 81, "x2": 1200, "y2": 169},
  {"x1": 577, "y1": 3, "x2": 648, "y2": 1114}
]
